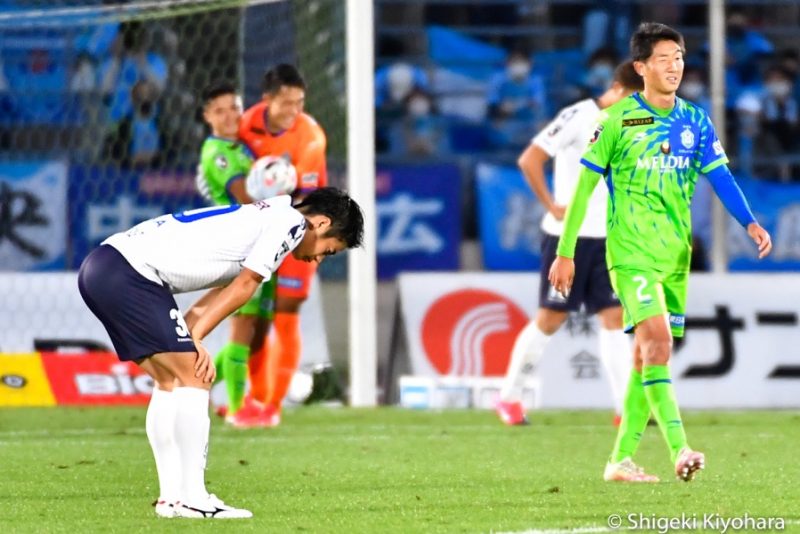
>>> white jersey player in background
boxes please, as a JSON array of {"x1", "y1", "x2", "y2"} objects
[
  {"x1": 496, "y1": 61, "x2": 644, "y2": 426},
  {"x1": 78, "y1": 188, "x2": 363, "y2": 519}
]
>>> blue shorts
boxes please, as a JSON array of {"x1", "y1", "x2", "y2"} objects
[
  {"x1": 78, "y1": 245, "x2": 196, "y2": 362},
  {"x1": 538, "y1": 233, "x2": 620, "y2": 314}
]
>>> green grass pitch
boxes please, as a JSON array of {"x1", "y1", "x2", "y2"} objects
[{"x1": 0, "y1": 407, "x2": 798, "y2": 533}]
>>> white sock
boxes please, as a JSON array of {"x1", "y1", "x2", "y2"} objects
[
  {"x1": 145, "y1": 386, "x2": 182, "y2": 503},
  {"x1": 173, "y1": 387, "x2": 211, "y2": 503},
  {"x1": 499, "y1": 321, "x2": 552, "y2": 401},
  {"x1": 598, "y1": 328, "x2": 633, "y2": 414}
]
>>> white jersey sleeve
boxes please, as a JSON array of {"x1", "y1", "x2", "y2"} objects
[
  {"x1": 530, "y1": 99, "x2": 607, "y2": 238},
  {"x1": 242, "y1": 215, "x2": 306, "y2": 278},
  {"x1": 531, "y1": 103, "x2": 585, "y2": 157},
  {"x1": 102, "y1": 195, "x2": 306, "y2": 293}
]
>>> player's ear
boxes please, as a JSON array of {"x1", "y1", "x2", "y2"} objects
[
  {"x1": 317, "y1": 216, "x2": 332, "y2": 232},
  {"x1": 633, "y1": 61, "x2": 645, "y2": 77},
  {"x1": 308, "y1": 214, "x2": 332, "y2": 232}
]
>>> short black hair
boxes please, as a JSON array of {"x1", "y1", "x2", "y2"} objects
[
  {"x1": 200, "y1": 80, "x2": 238, "y2": 108},
  {"x1": 262, "y1": 64, "x2": 306, "y2": 95},
  {"x1": 613, "y1": 60, "x2": 644, "y2": 92},
  {"x1": 630, "y1": 22, "x2": 686, "y2": 62},
  {"x1": 294, "y1": 187, "x2": 364, "y2": 249}
]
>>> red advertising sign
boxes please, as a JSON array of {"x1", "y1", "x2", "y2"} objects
[
  {"x1": 420, "y1": 289, "x2": 528, "y2": 376},
  {"x1": 40, "y1": 352, "x2": 153, "y2": 405}
]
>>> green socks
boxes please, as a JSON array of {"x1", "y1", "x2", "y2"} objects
[
  {"x1": 213, "y1": 347, "x2": 227, "y2": 383},
  {"x1": 220, "y1": 342, "x2": 250, "y2": 414},
  {"x1": 610, "y1": 369, "x2": 650, "y2": 463},
  {"x1": 642, "y1": 365, "x2": 688, "y2": 462}
]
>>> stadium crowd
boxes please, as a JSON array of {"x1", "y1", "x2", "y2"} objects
[{"x1": 374, "y1": 3, "x2": 800, "y2": 182}]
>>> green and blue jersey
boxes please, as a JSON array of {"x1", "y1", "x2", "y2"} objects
[{"x1": 558, "y1": 93, "x2": 728, "y2": 273}]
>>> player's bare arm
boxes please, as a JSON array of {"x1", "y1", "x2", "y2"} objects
[
  {"x1": 183, "y1": 287, "x2": 224, "y2": 330},
  {"x1": 188, "y1": 268, "x2": 264, "y2": 382},
  {"x1": 190, "y1": 267, "x2": 265, "y2": 343},
  {"x1": 518, "y1": 143, "x2": 565, "y2": 220}
]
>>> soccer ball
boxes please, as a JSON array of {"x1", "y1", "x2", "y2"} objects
[
  {"x1": 286, "y1": 370, "x2": 314, "y2": 405},
  {"x1": 245, "y1": 155, "x2": 297, "y2": 200}
]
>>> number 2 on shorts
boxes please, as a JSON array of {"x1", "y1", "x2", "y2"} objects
[{"x1": 633, "y1": 275, "x2": 652, "y2": 303}]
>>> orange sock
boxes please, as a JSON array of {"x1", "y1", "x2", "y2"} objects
[
  {"x1": 267, "y1": 312, "x2": 301, "y2": 409},
  {"x1": 248, "y1": 342, "x2": 268, "y2": 404}
]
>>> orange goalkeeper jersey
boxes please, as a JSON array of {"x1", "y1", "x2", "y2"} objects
[{"x1": 239, "y1": 102, "x2": 327, "y2": 193}]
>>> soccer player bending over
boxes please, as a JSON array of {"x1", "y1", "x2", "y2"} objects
[
  {"x1": 497, "y1": 60, "x2": 643, "y2": 427},
  {"x1": 549, "y1": 22, "x2": 771, "y2": 482},
  {"x1": 78, "y1": 188, "x2": 364, "y2": 517}
]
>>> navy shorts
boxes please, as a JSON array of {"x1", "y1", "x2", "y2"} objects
[
  {"x1": 77, "y1": 245, "x2": 196, "y2": 362},
  {"x1": 539, "y1": 233, "x2": 620, "y2": 314}
]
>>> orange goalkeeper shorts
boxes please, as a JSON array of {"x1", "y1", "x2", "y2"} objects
[{"x1": 276, "y1": 254, "x2": 317, "y2": 300}]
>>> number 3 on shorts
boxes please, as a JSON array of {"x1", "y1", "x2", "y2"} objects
[
  {"x1": 633, "y1": 275, "x2": 652, "y2": 303},
  {"x1": 170, "y1": 308, "x2": 190, "y2": 337}
]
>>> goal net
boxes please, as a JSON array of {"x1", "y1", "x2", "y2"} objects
[{"x1": 0, "y1": 0, "x2": 354, "y2": 390}]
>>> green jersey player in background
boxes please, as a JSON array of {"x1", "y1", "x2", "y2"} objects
[
  {"x1": 197, "y1": 81, "x2": 277, "y2": 427},
  {"x1": 197, "y1": 81, "x2": 254, "y2": 205},
  {"x1": 550, "y1": 22, "x2": 772, "y2": 483}
]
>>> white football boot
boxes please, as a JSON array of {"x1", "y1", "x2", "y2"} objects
[
  {"x1": 176, "y1": 494, "x2": 253, "y2": 519},
  {"x1": 603, "y1": 457, "x2": 660, "y2": 482},
  {"x1": 154, "y1": 500, "x2": 178, "y2": 518}
]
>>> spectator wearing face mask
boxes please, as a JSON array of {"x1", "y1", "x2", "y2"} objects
[
  {"x1": 740, "y1": 65, "x2": 800, "y2": 180},
  {"x1": 759, "y1": 66, "x2": 799, "y2": 153},
  {"x1": 99, "y1": 21, "x2": 167, "y2": 124},
  {"x1": 487, "y1": 51, "x2": 547, "y2": 121},
  {"x1": 677, "y1": 66, "x2": 711, "y2": 114},
  {"x1": 389, "y1": 89, "x2": 447, "y2": 156},
  {"x1": 375, "y1": 62, "x2": 429, "y2": 118},
  {"x1": 582, "y1": 48, "x2": 620, "y2": 99},
  {"x1": 487, "y1": 50, "x2": 547, "y2": 150},
  {"x1": 102, "y1": 79, "x2": 162, "y2": 167},
  {"x1": 375, "y1": 62, "x2": 429, "y2": 153}
]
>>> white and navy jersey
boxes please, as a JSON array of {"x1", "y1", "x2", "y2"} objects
[
  {"x1": 103, "y1": 195, "x2": 306, "y2": 293},
  {"x1": 531, "y1": 98, "x2": 607, "y2": 238}
]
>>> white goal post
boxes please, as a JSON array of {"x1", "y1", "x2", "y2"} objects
[{"x1": 346, "y1": 0, "x2": 378, "y2": 407}]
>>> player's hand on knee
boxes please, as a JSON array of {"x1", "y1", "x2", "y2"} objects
[
  {"x1": 747, "y1": 222, "x2": 772, "y2": 259},
  {"x1": 548, "y1": 256, "x2": 575, "y2": 298}
]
